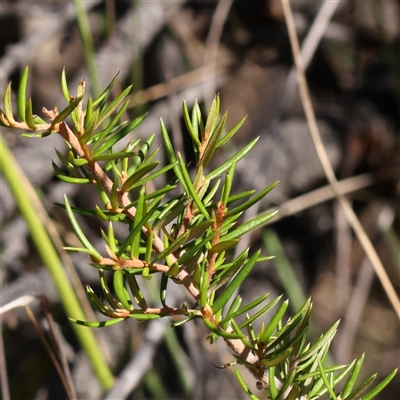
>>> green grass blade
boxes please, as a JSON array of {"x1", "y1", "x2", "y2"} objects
[
  {"x1": 0, "y1": 136, "x2": 114, "y2": 390},
  {"x1": 263, "y1": 229, "x2": 307, "y2": 312},
  {"x1": 72, "y1": 0, "x2": 101, "y2": 97}
]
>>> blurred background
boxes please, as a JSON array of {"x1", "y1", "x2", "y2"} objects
[{"x1": 0, "y1": 0, "x2": 399, "y2": 399}]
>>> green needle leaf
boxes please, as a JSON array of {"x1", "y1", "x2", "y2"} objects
[
  {"x1": 86, "y1": 285, "x2": 115, "y2": 317},
  {"x1": 64, "y1": 195, "x2": 102, "y2": 259},
  {"x1": 125, "y1": 161, "x2": 178, "y2": 191},
  {"x1": 96, "y1": 85, "x2": 132, "y2": 127},
  {"x1": 200, "y1": 112, "x2": 227, "y2": 168},
  {"x1": 25, "y1": 98, "x2": 37, "y2": 130},
  {"x1": 203, "y1": 319, "x2": 244, "y2": 340},
  {"x1": 92, "y1": 114, "x2": 146, "y2": 158},
  {"x1": 54, "y1": 170, "x2": 91, "y2": 184},
  {"x1": 262, "y1": 348, "x2": 292, "y2": 368},
  {"x1": 150, "y1": 231, "x2": 190, "y2": 265},
  {"x1": 92, "y1": 71, "x2": 120, "y2": 109},
  {"x1": 216, "y1": 115, "x2": 247, "y2": 148},
  {"x1": 126, "y1": 273, "x2": 148, "y2": 310},
  {"x1": 227, "y1": 190, "x2": 256, "y2": 205},
  {"x1": 296, "y1": 320, "x2": 340, "y2": 363},
  {"x1": 91, "y1": 151, "x2": 136, "y2": 163},
  {"x1": 341, "y1": 354, "x2": 365, "y2": 398},
  {"x1": 205, "y1": 137, "x2": 259, "y2": 181},
  {"x1": 177, "y1": 153, "x2": 210, "y2": 219},
  {"x1": 260, "y1": 299, "x2": 289, "y2": 344},
  {"x1": 238, "y1": 296, "x2": 283, "y2": 329},
  {"x1": 51, "y1": 95, "x2": 84, "y2": 127},
  {"x1": 221, "y1": 210, "x2": 278, "y2": 242},
  {"x1": 226, "y1": 181, "x2": 279, "y2": 217},
  {"x1": 233, "y1": 368, "x2": 259, "y2": 400},
  {"x1": 268, "y1": 367, "x2": 278, "y2": 399},
  {"x1": 360, "y1": 368, "x2": 398, "y2": 400},
  {"x1": 17, "y1": 65, "x2": 29, "y2": 121},
  {"x1": 212, "y1": 250, "x2": 260, "y2": 313},
  {"x1": 346, "y1": 374, "x2": 377, "y2": 400},
  {"x1": 113, "y1": 270, "x2": 133, "y2": 311},
  {"x1": 61, "y1": 68, "x2": 71, "y2": 102},
  {"x1": 160, "y1": 118, "x2": 177, "y2": 163},
  {"x1": 4, "y1": 82, "x2": 16, "y2": 124},
  {"x1": 183, "y1": 99, "x2": 200, "y2": 147},
  {"x1": 219, "y1": 293, "x2": 269, "y2": 325},
  {"x1": 317, "y1": 356, "x2": 337, "y2": 399},
  {"x1": 121, "y1": 162, "x2": 160, "y2": 192},
  {"x1": 117, "y1": 198, "x2": 162, "y2": 257},
  {"x1": 203, "y1": 96, "x2": 219, "y2": 141}
]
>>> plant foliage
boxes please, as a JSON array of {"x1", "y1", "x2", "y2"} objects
[{"x1": 1, "y1": 66, "x2": 396, "y2": 399}]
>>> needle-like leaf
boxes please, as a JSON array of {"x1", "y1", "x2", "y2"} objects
[
  {"x1": 17, "y1": 65, "x2": 29, "y2": 121},
  {"x1": 64, "y1": 195, "x2": 101, "y2": 259},
  {"x1": 212, "y1": 250, "x2": 260, "y2": 313}
]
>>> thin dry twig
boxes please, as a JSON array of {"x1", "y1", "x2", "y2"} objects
[
  {"x1": 41, "y1": 297, "x2": 77, "y2": 400},
  {"x1": 1, "y1": 296, "x2": 76, "y2": 400},
  {"x1": 24, "y1": 304, "x2": 75, "y2": 400},
  {"x1": 238, "y1": 0, "x2": 347, "y2": 249},
  {"x1": 130, "y1": 62, "x2": 231, "y2": 107},
  {"x1": 279, "y1": 0, "x2": 343, "y2": 116},
  {"x1": 260, "y1": 173, "x2": 376, "y2": 223},
  {"x1": 280, "y1": 0, "x2": 400, "y2": 318}
]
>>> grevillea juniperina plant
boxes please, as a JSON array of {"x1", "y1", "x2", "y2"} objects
[{"x1": 0, "y1": 66, "x2": 397, "y2": 399}]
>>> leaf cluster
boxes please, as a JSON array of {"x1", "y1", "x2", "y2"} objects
[{"x1": 1, "y1": 67, "x2": 396, "y2": 399}]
